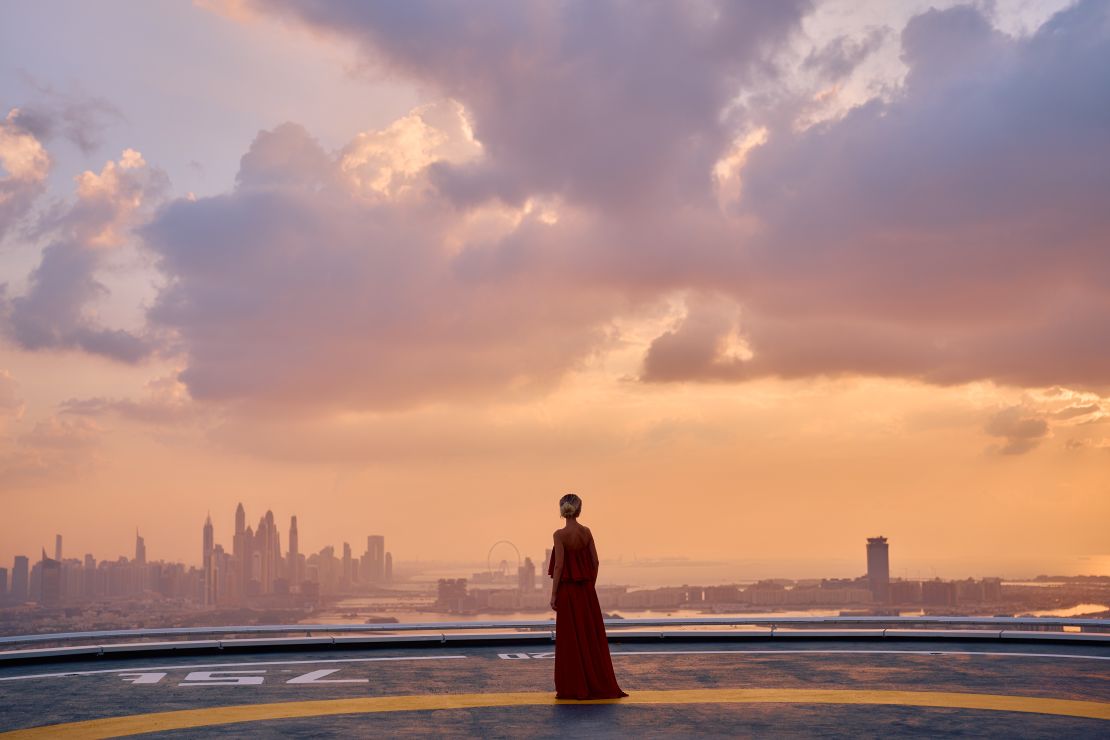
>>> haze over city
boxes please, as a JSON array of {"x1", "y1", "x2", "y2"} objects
[{"x1": 2, "y1": 0, "x2": 1109, "y2": 582}]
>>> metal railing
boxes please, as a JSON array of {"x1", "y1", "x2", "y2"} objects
[{"x1": 2, "y1": 615, "x2": 1109, "y2": 647}]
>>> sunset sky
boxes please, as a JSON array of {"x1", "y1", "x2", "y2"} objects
[{"x1": 1, "y1": 0, "x2": 1107, "y2": 580}]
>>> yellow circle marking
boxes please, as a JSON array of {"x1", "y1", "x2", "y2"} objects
[{"x1": 2, "y1": 689, "x2": 1108, "y2": 738}]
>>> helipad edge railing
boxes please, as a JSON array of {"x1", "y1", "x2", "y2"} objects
[{"x1": 2, "y1": 615, "x2": 1108, "y2": 647}]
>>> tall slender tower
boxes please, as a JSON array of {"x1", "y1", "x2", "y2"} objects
[
  {"x1": 233, "y1": 503, "x2": 249, "y2": 603},
  {"x1": 866, "y1": 536, "x2": 890, "y2": 604},
  {"x1": 203, "y1": 514, "x2": 215, "y2": 606},
  {"x1": 135, "y1": 530, "x2": 146, "y2": 564},
  {"x1": 54, "y1": 534, "x2": 62, "y2": 562},
  {"x1": 288, "y1": 516, "x2": 300, "y2": 584},
  {"x1": 342, "y1": 542, "x2": 353, "y2": 590}
]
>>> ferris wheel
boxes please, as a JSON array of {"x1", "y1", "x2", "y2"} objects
[{"x1": 487, "y1": 540, "x2": 521, "y2": 578}]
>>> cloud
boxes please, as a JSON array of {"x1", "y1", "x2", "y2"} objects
[
  {"x1": 60, "y1": 375, "x2": 198, "y2": 425},
  {"x1": 0, "y1": 413, "x2": 104, "y2": 486},
  {"x1": 2, "y1": 149, "x2": 167, "y2": 362},
  {"x1": 802, "y1": 26, "x2": 889, "y2": 82},
  {"x1": 984, "y1": 405, "x2": 1050, "y2": 455},
  {"x1": 6, "y1": 81, "x2": 123, "y2": 155},
  {"x1": 0, "y1": 108, "x2": 51, "y2": 242},
  {"x1": 0, "y1": 370, "x2": 25, "y2": 423},
  {"x1": 142, "y1": 116, "x2": 626, "y2": 411},
  {"x1": 649, "y1": 0, "x2": 1110, "y2": 391},
  {"x1": 642, "y1": 295, "x2": 749, "y2": 383},
  {"x1": 248, "y1": 0, "x2": 813, "y2": 210}
]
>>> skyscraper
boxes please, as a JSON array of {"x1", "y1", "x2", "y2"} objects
[
  {"x1": 203, "y1": 514, "x2": 216, "y2": 606},
  {"x1": 518, "y1": 556, "x2": 536, "y2": 592},
  {"x1": 342, "y1": 542, "x2": 353, "y2": 589},
  {"x1": 54, "y1": 534, "x2": 62, "y2": 562},
  {"x1": 40, "y1": 549, "x2": 62, "y2": 607},
  {"x1": 234, "y1": 503, "x2": 250, "y2": 601},
  {"x1": 384, "y1": 552, "x2": 393, "y2": 584},
  {"x1": 288, "y1": 515, "x2": 301, "y2": 585},
  {"x1": 0, "y1": 567, "x2": 8, "y2": 597},
  {"x1": 12, "y1": 555, "x2": 29, "y2": 602},
  {"x1": 365, "y1": 535, "x2": 385, "y2": 583},
  {"x1": 135, "y1": 530, "x2": 146, "y2": 565},
  {"x1": 867, "y1": 536, "x2": 890, "y2": 603}
]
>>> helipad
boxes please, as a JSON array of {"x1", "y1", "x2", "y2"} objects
[{"x1": 1, "y1": 619, "x2": 1107, "y2": 737}]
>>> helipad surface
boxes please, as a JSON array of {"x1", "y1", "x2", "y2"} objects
[{"x1": 1, "y1": 640, "x2": 1108, "y2": 737}]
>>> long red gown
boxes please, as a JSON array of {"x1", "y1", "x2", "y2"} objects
[{"x1": 548, "y1": 534, "x2": 628, "y2": 700}]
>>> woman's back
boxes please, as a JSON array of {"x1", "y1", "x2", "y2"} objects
[{"x1": 548, "y1": 496, "x2": 626, "y2": 700}]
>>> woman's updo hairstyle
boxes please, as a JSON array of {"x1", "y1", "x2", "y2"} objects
[{"x1": 559, "y1": 493, "x2": 582, "y2": 519}]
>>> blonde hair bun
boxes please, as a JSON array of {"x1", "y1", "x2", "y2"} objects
[{"x1": 559, "y1": 493, "x2": 582, "y2": 518}]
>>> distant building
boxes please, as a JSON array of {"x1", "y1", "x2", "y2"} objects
[
  {"x1": 54, "y1": 534, "x2": 62, "y2": 562},
  {"x1": 0, "y1": 566, "x2": 7, "y2": 597},
  {"x1": 202, "y1": 514, "x2": 215, "y2": 606},
  {"x1": 12, "y1": 555, "x2": 29, "y2": 602},
  {"x1": 437, "y1": 578, "x2": 468, "y2": 611},
  {"x1": 342, "y1": 542, "x2": 353, "y2": 589},
  {"x1": 982, "y1": 577, "x2": 1003, "y2": 602},
  {"x1": 518, "y1": 556, "x2": 536, "y2": 592},
  {"x1": 923, "y1": 578, "x2": 958, "y2": 607},
  {"x1": 135, "y1": 530, "x2": 146, "y2": 565},
  {"x1": 287, "y1": 515, "x2": 302, "y2": 586},
  {"x1": 364, "y1": 535, "x2": 386, "y2": 583},
  {"x1": 384, "y1": 552, "x2": 393, "y2": 584},
  {"x1": 40, "y1": 550, "x2": 62, "y2": 606},
  {"x1": 889, "y1": 579, "x2": 922, "y2": 604},
  {"x1": 866, "y1": 536, "x2": 890, "y2": 603}
]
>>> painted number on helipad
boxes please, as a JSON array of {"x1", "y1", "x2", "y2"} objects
[
  {"x1": 117, "y1": 669, "x2": 375, "y2": 686},
  {"x1": 497, "y1": 652, "x2": 553, "y2": 660}
]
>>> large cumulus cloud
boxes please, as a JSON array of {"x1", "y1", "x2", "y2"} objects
[
  {"x1": 252, "y1": 0, "x2": 813, "y2": 209},
  {"x1": 647, "y1": 1, "x2": 1110, "y2": 390},
  {"x1": 143, "y1": 121, "x2": 628, "y2": 410}
]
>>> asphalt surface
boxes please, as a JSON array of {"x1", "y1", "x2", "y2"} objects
[{"x1": 1, "y1": 640, "x2": 1108, "y2": 737}]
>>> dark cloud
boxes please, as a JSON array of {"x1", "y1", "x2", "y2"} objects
[
  {"x1": 802, "y1": 26, "x2": 889, "y2": 82},
  {"x1": 2, "y1": 150, "x2": 167, "y2": 363},
  {"x1": 984, "y1": 405, "x2": 1050, "y2": 455},
  {"x1": 653, "y1": 1, "x2": 1110, "y2": 390},
  {"x1": 252, "y1": 0, "x2": 812, "y2": 209},
  {"x1": 10, "y1": 73, "x2": 124, "y2": 154}
]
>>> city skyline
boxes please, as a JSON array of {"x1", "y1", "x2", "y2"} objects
[
  {"x1": 0, "y1": 530, "x2": 1060, "y2": 613},
  {"x1": 0, "y1": 503, "x2": 394, "y2": 609},
  {"x1": 2, "y1": 1, "x2": 1109, "y2": 576}
]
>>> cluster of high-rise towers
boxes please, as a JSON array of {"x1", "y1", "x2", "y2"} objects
[{"x1": 201, "y1": 503, "x2": 392, "y2": 606}]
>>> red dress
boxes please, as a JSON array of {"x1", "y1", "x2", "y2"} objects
[{"x1": 548, "y1": 534, "x2": 627, "y2": 700}]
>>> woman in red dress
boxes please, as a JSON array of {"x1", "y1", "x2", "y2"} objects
[{"x1": 548, "y1": 493, "x2": 628, "y2": 700}]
